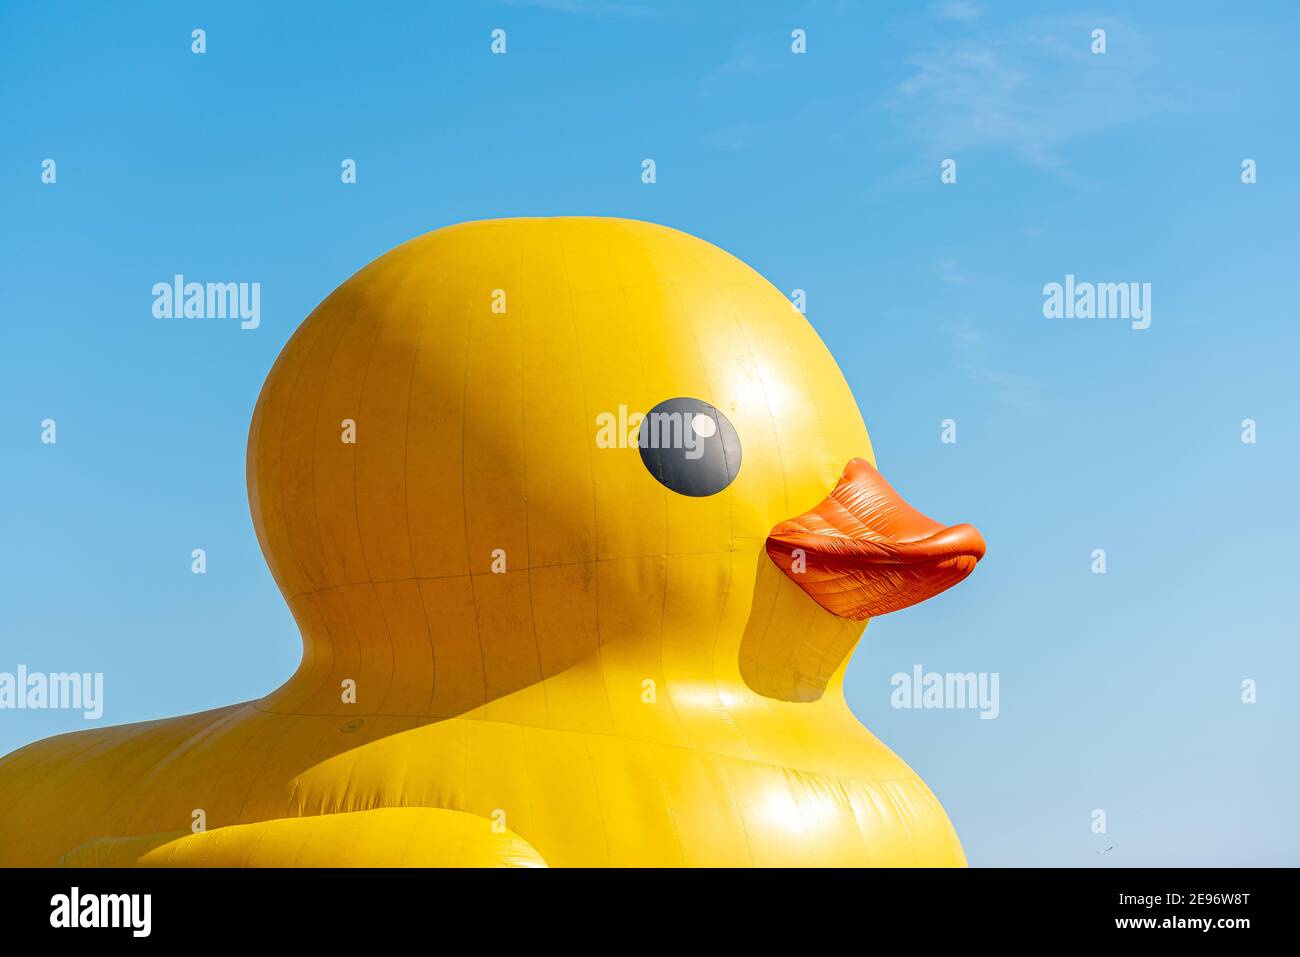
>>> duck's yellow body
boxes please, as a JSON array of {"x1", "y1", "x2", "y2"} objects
[{"x1": 0, "y1": 218, "x2": 969, "y2": 867}]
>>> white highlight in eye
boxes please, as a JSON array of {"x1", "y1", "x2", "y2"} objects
[{"x1": 691, "y1": 413, "x2": 717, "y2": 439}]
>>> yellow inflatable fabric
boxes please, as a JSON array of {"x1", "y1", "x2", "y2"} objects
[{"x1": 0, "y1": 217, "x2": 984, "y2": 867}]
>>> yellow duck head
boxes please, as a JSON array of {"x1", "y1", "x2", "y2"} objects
[
  {"x1": 243, "y1": 216, "x2": 984, "y2": 865},
  {"x1": 251, "y1": 216, "x2": 983, "y2": 713}
]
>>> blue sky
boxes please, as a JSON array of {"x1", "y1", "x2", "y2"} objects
[{"x1": 2, "y1": 0, "x2": 1297, "y2": 866}]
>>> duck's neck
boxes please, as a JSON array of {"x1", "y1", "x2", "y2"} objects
[{"x1": 259, "y1": 560, "x2": 865, "y2": 718}]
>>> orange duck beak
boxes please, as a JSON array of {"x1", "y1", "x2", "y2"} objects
[{"x1": 765, "y1": 458, "x2": 986, "y2": 620}]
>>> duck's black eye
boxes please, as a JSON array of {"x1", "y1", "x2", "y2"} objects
[{"x1": 638, "y1": 397, "x2": 742, "y2": 497}]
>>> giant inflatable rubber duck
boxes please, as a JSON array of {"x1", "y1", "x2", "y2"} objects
[{"x1": 0, "y1": 218, "x2": 984, "y2": 867}]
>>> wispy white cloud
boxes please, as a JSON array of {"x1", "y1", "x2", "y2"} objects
[
  {"x1": 947, "y1": 320, "x2": 1043, "y2": 411},
  {"x1": 496, "y1": 0, "x2": 663, "y2": 18},
  {"x1": 936, "y1": 259, "x2": 969, "y2": 285},
  {"x1": 889, "y1": 17, "x2": 1187, "y2": 170},
  {"x1": 932, "y1": 1, "x2": 983, "y2": 22},
  {"x1": 704, "y1": 121, "x2": 761, "y2": 152},
  {"x1": 697, "y1": 42, "x2": 765, "y2": 99}
]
